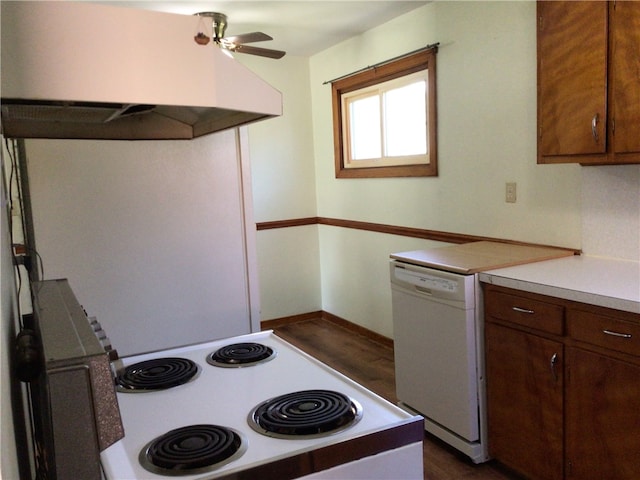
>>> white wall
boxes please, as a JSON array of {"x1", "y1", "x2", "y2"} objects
[
  {"x1": 239, "y1": 55, "x2": 322, "y2": 320},
  {"x1": 245, "y1": 1, "x2": 639, "y2": 336},
  {"x1": 310, "y1": 2, "x2": 581, "y2": 245},
  {"x1": 309, "y1": 1, "x2": 582, "y2": 335}
]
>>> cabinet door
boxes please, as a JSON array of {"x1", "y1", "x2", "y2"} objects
[
  {"x1": 537, "y1": 1, "x2": 607, "y2": 160},
  {"x1": 565, "y1": 347, "x2": 640, "y2": 479},
  {"x1": 610, "y1": 1, "x2": 640, "y2": 154},
  {"x1": 485, "y1": 322, "x2": 563, "y2": 480}
]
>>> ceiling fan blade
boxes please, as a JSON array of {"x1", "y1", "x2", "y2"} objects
[
  {"x1": 230, "y1": 44, "x2": 286, "y2": 59},
  {"x1": 224, "y1": 32, "x2": 273, "y2": 44}
]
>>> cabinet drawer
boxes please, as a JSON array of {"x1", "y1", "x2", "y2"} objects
[
  {"x1": 485, "y1": 290, "x2": 564, "y2": 335},
  {"x1": 568, "y1": 310, "x2": 640, "y2": 357}
]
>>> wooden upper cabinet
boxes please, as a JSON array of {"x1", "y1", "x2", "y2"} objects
[
  {"x1": 610, "y1": 1, "x2": 640, "y2": 156},
  {"x1": 538, "y1": 1, "x2": 607, "y2": 160},
  {"x1": 537, "y1": 1, "x2": 640, "y2": 165}
]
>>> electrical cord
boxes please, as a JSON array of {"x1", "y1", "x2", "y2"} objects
[{"x1": 2, "y1": 137, "x2": 45, "y2": 324}]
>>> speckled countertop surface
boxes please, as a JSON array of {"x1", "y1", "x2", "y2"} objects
[{"x1": 479, "y1": 255, "x2": 640, "y2": 314}]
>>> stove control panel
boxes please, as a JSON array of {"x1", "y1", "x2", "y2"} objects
[{"x1": 88, "y1": 316, "x2": 118, "y2": 361}]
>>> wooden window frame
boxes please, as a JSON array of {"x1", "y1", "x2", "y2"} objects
[{"x1": 331, "y1": 48, "x2": 437, "y2": 178}]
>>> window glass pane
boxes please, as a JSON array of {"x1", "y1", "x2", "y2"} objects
[
  {"x1": 349, "y1": 95, "x2": 381, "y2": 160},
  {"x1": 383, "y1": 81, "x2": 427, "y2": 157}
]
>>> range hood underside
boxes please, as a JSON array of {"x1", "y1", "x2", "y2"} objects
[{"x1": 1, "y1": 100, "x2": 272, "y2": 140}]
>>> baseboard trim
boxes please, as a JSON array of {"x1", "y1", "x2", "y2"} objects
[
  {"x1": 260, "y1": 311, "x2": 324, "y2": 329},
  {"x1": 261, "y1": 310, "x2": 394, "y2": 350}
]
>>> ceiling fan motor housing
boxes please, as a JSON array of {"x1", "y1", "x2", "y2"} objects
[{"x1": 196, "y1": 12, "x2": 228, "y2": 42}]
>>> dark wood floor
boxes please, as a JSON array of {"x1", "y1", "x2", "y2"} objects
[{"x1": 271, "y1": 318, "x2": 519, "y2": 480}]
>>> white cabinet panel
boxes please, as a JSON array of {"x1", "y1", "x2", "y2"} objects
[{"x1": 26, "y1": 130, "x2": 256, "y2": 355}]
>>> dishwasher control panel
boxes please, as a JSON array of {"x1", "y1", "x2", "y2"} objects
[
  {"x1": 390, "y1": 260, "x2": 476, "y2": 307},
  {"x1": 394, "y1": 267, "x2": 459, "y2": 293}
]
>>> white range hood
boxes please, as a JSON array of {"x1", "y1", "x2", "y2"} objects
[{"x1": 0, "y1": 1, "x2": 282, "y2": 140}]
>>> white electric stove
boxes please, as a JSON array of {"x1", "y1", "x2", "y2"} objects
[{"x1": 100, "y1": 330, "x2": 424, "y2": 479}]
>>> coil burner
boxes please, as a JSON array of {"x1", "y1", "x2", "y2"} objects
[
  {"x1": 248, "y1": 389, "x2": 363, "y2": 439},
  {"x1": 139, "y1": 424, "x2": 246, "y2": 476},
  {"x1": 206, "y1": 342, "x2": 276, "y2": 367},
  {"x1": 116, "y1": 357, "x2": 199, "y2": 392}
]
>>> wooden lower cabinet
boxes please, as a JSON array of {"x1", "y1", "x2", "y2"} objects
[
  {"x1": 484, "y1": 284, "x2": 640, "y2": 480},
  {"x1": 485, "y1": 322, "x2": 563, "y2": 480},
  {"x1": 565, "y1": 347, "x2": 640, "y2": 479}
]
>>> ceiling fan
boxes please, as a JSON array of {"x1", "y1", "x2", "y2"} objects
[{"x1": 194, "y1": 12, "x2": 286, "y2": 59}]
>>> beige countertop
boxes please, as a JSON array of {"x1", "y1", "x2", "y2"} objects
[
  {"x1": 480, "y1": 255, "x2": 640, "y2": 314},
  {"x1": 390, "y1": 241, "x2": 575, "y2": 274}
]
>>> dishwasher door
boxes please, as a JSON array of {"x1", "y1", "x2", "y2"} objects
[{"x1": 390, "y1": 261, "x2": 481, "y2": 445}]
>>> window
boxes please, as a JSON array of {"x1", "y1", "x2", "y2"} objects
[{"x1": 331, "y1": 48, "x2": 437, "y2": 178}]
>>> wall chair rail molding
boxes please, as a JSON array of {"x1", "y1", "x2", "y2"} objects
[{"x1": 255, "y1": 217, "x2": 580, "y2": 254}]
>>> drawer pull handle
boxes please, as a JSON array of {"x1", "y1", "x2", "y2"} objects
[
  {"x1": 592, "y1": 113, "x2": 599, "y2": 143},
  {"x1": 603, "y1": 329, "x2": 632, "y2": 339},
  {"x1": 512, "y1": 306, "x2": 534, "y2": 314}
]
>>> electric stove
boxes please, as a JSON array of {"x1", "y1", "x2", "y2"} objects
[{"x1": 101, "y1": 330, "x2": 424, "y2": 479}]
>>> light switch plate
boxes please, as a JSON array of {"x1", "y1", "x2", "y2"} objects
[{"x1": 506, "y1": 182, "x2": 517, "y2": 203}]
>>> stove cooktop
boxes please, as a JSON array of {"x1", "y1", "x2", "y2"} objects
[{"x1": 101, "y1": 331, "x2": 421, "y2": 480}]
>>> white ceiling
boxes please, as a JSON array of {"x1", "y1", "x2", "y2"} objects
[{"x1": 93, "y1": 1, "x2": 429, "y2": 57}]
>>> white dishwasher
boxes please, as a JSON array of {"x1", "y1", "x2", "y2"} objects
[
  {"x1": 390, "y1": 259, "x2": 489, "y2": 463},
  {"x1": 389, "y1": 242, "x2": 574, "y2": 463}
]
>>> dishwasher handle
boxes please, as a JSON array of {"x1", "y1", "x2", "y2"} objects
[{"x1": 415, "y1": 285, "x2": 434, "y2": 295}]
